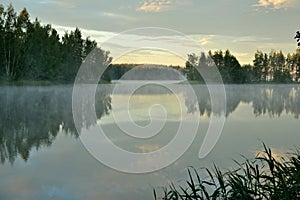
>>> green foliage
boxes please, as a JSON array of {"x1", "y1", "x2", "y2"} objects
[
  {"x1": 21, "y1": 20, "x2": 61, "y2": 80},
  {"x1": 295, "y1": 31, "x2": 300, "y2": 47},
  {"x1": 224, "y1": 50, "x2": 245, "y2": 83},
  {"x1": 105, "y1": 63, "x2": 138, "y2": 80},
  {"x1": 205, "y1": 49, "x2": 298, "y2": 84},
  {"x1": 187, "y1": 46, "x2": 300, "y2": 84},
  {"x1": 109, "y1": 49, "x2": 298, "y2": 85},
  {"x1": 185, "y1": 60, "x2": 203, "y2": 83},
  {"x1": 273, "y1": 69, "x2": 292, "y2": 83},
  {"x1": 105, "y1": 63, "x2": 183, "y2": 82},
  {"x1": 154, "y1": 143, "x2": 300, "y2": 200},
  {"x1": 292, "y1": 49, "x2": 300, "y2": 82},
  {"x1": 0, "y1": 4, "x2": 110, "y2": 83},
  {"x1": 203, "y1": 50, "x2": 245, "y2": 83},
  {"x1": 253, "y1": 51, "x2": 269, "y2": 82}
]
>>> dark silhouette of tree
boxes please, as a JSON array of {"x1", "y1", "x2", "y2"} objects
[
  {"x1": 253, "y1": 51, "x2": 269, "y2": 82},
  {"x1": 294, "y1": 49, "x2": 300, "y2": 81},
  {"x1": 0, "y1": 4, "x2": 104, "y2": 83},
  {"x1": 1, "y1": 4, "x2": 19, "y2": 80},
  {"x1": 60, "y1": 27, "x2": 84, "y2": 81},
  {"x1": 185, "y1": 53, "x2": 203, "y2": 82},
  {"x1": 0, "y1": 4, "x2": 5, "y2": 76},
  {"x1": 83, "y1": 37, "x2": 97, "y2": 58},
  {"x1": 207, "y1": 50, "x2": 246, "y2": 83},
  {"x1": 295, "y1": 31, "x2": 300, "y2": 47},
  {"x1": 21, "y1": 19, "x2": 62, "y2": 80},
  {"x1": 273, "y1": 69, "x2": 292, "y2": 83}
]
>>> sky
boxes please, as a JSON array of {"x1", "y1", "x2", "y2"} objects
[{"x1": 2, "y1": 0, "x2": 300, "y2": 65}]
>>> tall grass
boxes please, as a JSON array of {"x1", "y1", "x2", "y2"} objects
[{"x1": 154, "y1": 143, "x2": 300, "y2": 200}]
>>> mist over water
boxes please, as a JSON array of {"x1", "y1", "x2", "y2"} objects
[{"x1": 0, "y1": 84, "x2": 300, "y2": 199}]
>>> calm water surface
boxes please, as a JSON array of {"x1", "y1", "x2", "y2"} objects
[{"x1": 0, "y1": 84, "x2": 299, "y2": 199}]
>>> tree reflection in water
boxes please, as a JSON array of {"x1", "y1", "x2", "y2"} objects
[
  {"x1": 0, "y1": 84, "x2": 300, "y2": 164},
  {"x1": 184, "y1": 85, "x2": 300, "y2": 118},
  {"x1": 0, "y1": 86, "x2": 111, "y2": 164}
]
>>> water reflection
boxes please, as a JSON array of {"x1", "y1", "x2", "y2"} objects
[
  {"x1": 0, "y1": 84, "x2": 300, "y2": 164},
  {"x1": 0, "y1": 86, "x2": 111, "y2": 164},
  {"x1": 187, "y1": 85, "x2": 300, "y2": 118}
]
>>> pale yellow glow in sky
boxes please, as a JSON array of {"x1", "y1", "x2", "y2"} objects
[
  {"x1": 112, "y1": 49, "x2": 186, "y2": 66},
  {"x1": 52, "y1": 25, "x2": 298, "y2": 66}
]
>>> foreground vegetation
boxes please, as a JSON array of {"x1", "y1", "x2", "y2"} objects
[{"x1": 154, "y1": 143, "x2": 300, "y2": 200}]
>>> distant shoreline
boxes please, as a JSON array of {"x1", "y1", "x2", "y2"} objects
[{"x1": 0, "y1": 80, "x2": 299, "y2": 86}]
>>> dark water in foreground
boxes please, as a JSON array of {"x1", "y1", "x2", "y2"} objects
[{"x1": 0, "y1": 84, "x2": 299, "y2": 200}]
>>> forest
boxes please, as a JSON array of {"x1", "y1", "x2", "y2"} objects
[
  {"x1": 0, "y1": 4, "x2": 300, "y2": 84},
  {"x1": 0, "y1": 4, "x2": 106, "y2": 83}
]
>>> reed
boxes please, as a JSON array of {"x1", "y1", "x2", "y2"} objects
[{"x1": 154, "y1": 143, "x2": 300, "y2": 200}]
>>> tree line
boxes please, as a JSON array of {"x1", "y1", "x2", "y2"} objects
[
  {"x1": 0, "y1": 4, "x2": 299, "y2": 84},
  {"x1": 185, "y1": 49, "x2": 300, "y2": 84},
  {"x1": 106, "y1": 63, "x2": 183, "y2": 80},
  {"x1": 0, "y1": 4, "x2": 110, "y2": 83}
]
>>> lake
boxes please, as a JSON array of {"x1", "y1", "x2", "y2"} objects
[{"x1": 0, "y1": 84, "x2": 299, "y2": 200}]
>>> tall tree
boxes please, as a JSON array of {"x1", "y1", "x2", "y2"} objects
[
  {"x1": 209, "y1": 50, "x2": 230, "y2": 82},
  {"x1": 0, "y1": 4, "x2": 5, "y2": 77},
  {"x1": 292, "y1": 49, "x2": 300, "y2": 81},
  {"x1": 0, "y1": 5, "x2": 30, "y2": 80},
  {"x1": 271, "y1": 50, "x2": 292, "y2": 83},
  {"x1": 223, "y1": 50, "x2": 244, "y2": 83},
  {"x1": 0, "y1": 4, "x2": 111, "y2": 83},
  {"x1": 253, "y1": 51, "x2": 264, "y2": 82},
  {"x1": 253, "y1": 51, "x2": 269, "y2": 82},
  {"x1": 295, "y1": 31, "x2": 300, "y2": 47},
  {"x1": 15, "y1": 8, "x2": 30, "y2": 79},
  {"x1": 185, "y1": 53, "x2": 202, "y2": 82},
  {"x1": 83, "y1": 36, "x2": 97, "y2": 59},
  {"x1": 209, "y1": 50, "x2": 224, "y2": 67},
  {"x1": 286, "y1": 53, "x2": 295, "y2": 80},
  {"x1": 2, "y1": 4, "x2": 19, "y2": 80},
  {"x1": 268, "y1": 50, "x2": 277, "y2": 80},
  {"x1": 22, "y1": 19, "x2": 60, "y2": 80},
  {"x1": 60, "y1": 27, "x2": 84, "y2": 81},
  {"x1": 276, "y1": 50, "x2": 285, "y2": 71}
]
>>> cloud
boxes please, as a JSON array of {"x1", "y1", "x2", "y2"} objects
[
  {"x1": 232, "y1": 36, "x2": 271, "y2": 44},
  {"x1": 137, "y1": 0, "x2": 173, "y2": 12},
  {"x1": 101, "y1": 12, "x2": 137, "y2": 21},
  {"x1": 51, "y1": 24, "x2": 116, "y2": 44},
  {"x1": 188, "y1": 34, "x2": 216, "y2": 46},
  {"x1": 199, "y1": 35, "x2": 215, "y2": 46},
  {"x1": 37, "y1": 0, "x2": 75, "y2": 8},
  {"x1": 48, "y1": 25, "x2": 296, "y2": 65},
  {"x1": 254, "y1": 0, "x2": 294, "y2": 9}
]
